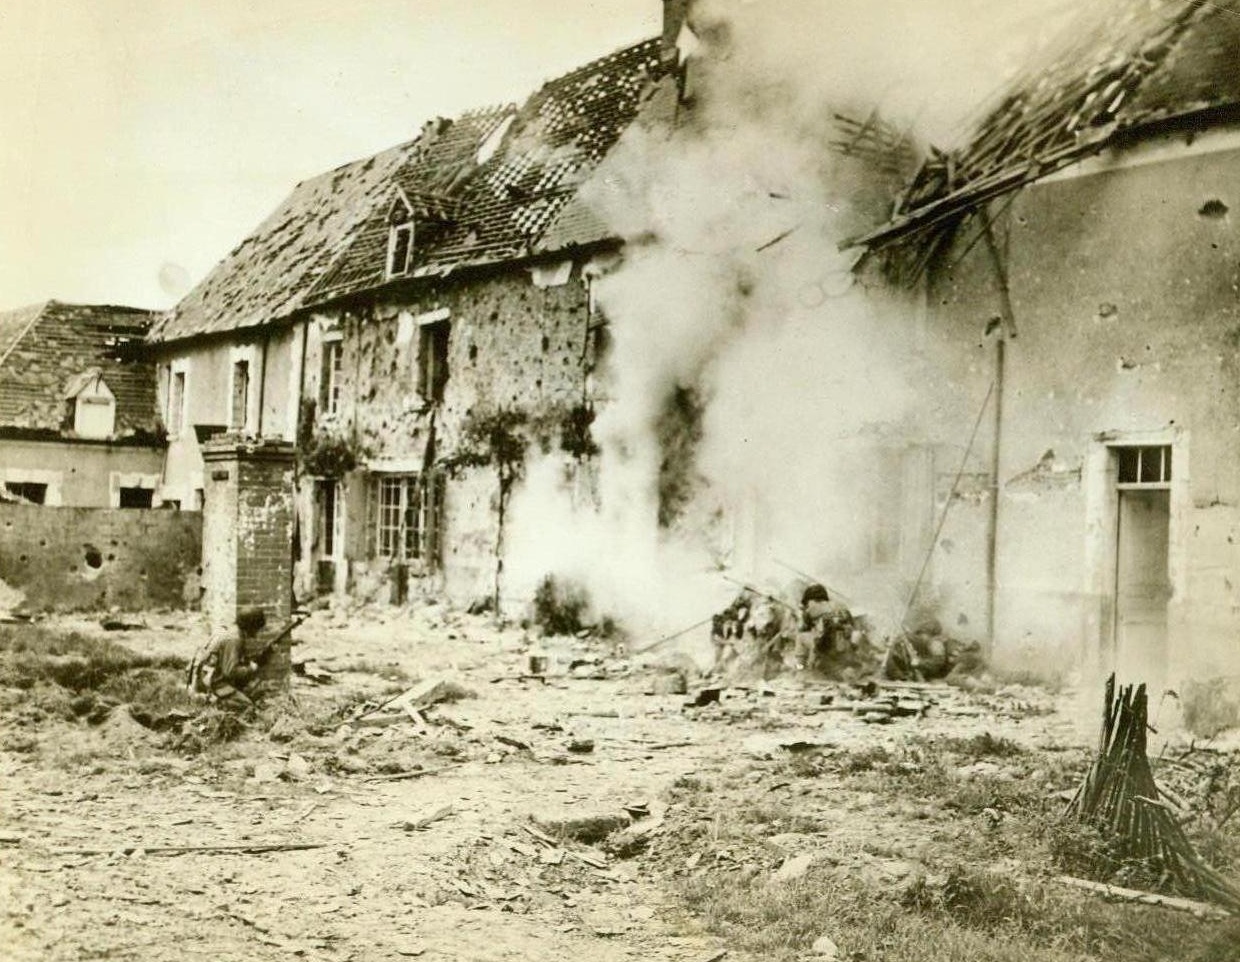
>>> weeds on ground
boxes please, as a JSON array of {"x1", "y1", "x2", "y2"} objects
[
  {"x1": 675, "y1": 811, "x2": 1240, "y2": 962},
  {"x1": 0, "y1": 623, "x2": 253, "y2": 754},
  {"x1": 0, "y1": 624, "x2": 185, "y2": 692},
  {"x1": 661, "y1": 735, "x2": 1240, "y2": 961}
]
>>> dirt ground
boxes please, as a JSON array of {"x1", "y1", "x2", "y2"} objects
[{"x1": 0, "y1": 606, "x2": 1232, "y2": 962}]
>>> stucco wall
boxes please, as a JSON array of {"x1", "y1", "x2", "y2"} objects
[
  {"x1": 0, "y1": 504, "x2": 201, "y2": 611},
  {"x1": 925, "y1": 129, "x2": 1240, "y2": 679},
  {"x1": 152, "y1": 326, "x2": 303, "y2": 509},
  {"x1": 0, "y1": 439, "x2": 163, "y2": 507}
]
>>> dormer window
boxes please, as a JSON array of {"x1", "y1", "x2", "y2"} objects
[
  {"x1": 386, "y1": 196, "x2": 415, "y2": 279},
  {"x1": 63, "y1": 370, "x2": 116, "y2": 439}
]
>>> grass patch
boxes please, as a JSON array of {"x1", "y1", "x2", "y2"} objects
[
  {"x1": 0, "y1": 624, "x2": 185, "y2": 692},
  {"x1": 657, "y1": 735, "x2": 1240, "y2": 961},
  {"x1": 677, "y1": 826, "x2": 1240, "y2": 962},
  {"x1": 0, "y1": 623, "x2": 222, "y2": 746}
]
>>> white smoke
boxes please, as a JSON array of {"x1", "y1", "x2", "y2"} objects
[{"x1": 504, "y1": 0, "x2": 1076, "y2": 642}]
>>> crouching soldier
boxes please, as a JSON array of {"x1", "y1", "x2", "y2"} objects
[
  {"x1": 793, "y1": 584, "x2": 853, "y2": 672},
  {"x1": 711, "y1": 591, "x2": 755, "y2": 673}
]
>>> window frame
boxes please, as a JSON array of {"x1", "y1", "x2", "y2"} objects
[
  {"x1": 167, "y1": 366, "x2": 187, "y2": 438},
  {"x1": 1114, "y1": 444, "x2": 1172, "y2": 490},
  {"x1": 230, "y1": 358, "x2": 251, "y2": 432},
  {"x1": 387, "y1": 222, "x2": 414, "y2": 279},
  {"x1": 373, "y1": 473, "x2": 442, "y2": 565},
  {"x1": 321, "y1": 337, "x2": 344, "y2": 417}
]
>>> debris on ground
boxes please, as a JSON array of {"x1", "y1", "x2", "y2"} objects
[{"x1": 708, "y1": 581, "x2": 882, "y2": 681}]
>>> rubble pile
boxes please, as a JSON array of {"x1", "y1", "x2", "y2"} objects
[{"x1": 709, "y1": 582, "x2": 883, "y2": 681}]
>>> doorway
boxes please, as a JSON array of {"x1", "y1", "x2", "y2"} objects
[
  {"x1": 1111, "y1": 445, "x2": 1172, "y2": 686},
  {"x1": 315, "y1": 479, "x2": 343, "y2": 594}
]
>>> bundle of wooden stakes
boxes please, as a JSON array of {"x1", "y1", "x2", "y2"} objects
[{"x1": 1066, "y1": 674, "x2": 1240, "y2": 911}]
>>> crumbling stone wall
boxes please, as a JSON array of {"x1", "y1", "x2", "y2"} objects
[
  {"x1": 0, "y1": 504, "x2": 201, "y2": 611},
  {"x1": 297, "y1": 261, "x2": 600, "y2": 607}
]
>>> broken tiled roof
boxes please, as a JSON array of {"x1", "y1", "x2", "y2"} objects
[
  {"x1": 309, "y1": 37, "x2": 664, "y2": 302},
  {"x1": 147, "y1": 138, "x2": 429, "y2": 343},
  {"x1": 150, "y1": 37, "x2": 663, "y2": 343},
  {"x1": 851, "y1": 0, "x2": 1240, "y2": 271},
  {"x1": 305, "y1": 108, "x2": 517, "y2": 299},
  {"x1": 0, "y1": 301, "x2": 159, "y2": 440}
]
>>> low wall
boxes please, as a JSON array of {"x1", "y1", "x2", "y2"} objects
[{"x1": 0, "y1": 505, "x2": 202, "y2": 611}]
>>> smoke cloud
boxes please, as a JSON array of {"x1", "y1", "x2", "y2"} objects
[{"x1": 505, "y1": 0, "x2": 1078, "y2": 644}]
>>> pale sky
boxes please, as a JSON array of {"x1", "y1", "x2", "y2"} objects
[{"x1": 0, "y1": 0, "x2": 659, "y2": 313}]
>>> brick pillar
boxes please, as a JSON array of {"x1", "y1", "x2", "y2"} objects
[{"x1": 201, "y1": 436, "x2": 296, "y2": 687}]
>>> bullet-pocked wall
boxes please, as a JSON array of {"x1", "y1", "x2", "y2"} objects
[
  {"x1": 0, "y1": 503, "x2": 202, "y2": 611},
  {"x1": 296, "y1": 259, "x2": 600, "y2": 607},
  {"x1": 926, "y1": 126, "x2": 1240, "y2": 682}
]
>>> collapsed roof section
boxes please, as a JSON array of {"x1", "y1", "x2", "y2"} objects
[
  {"x1": 0, "y1": 301, "x2": 159, "y2": 441},
  {"x1": 308, "y1": 37, "x2": 665, "y2": 303},
  {"x1": 848, "y1": 0, "x2": 1240, "y2": 283},
  {"x1": 149, "y1": 36, "x2": 665, "y2": 347},
  {"x1": 147, "y1": 137, "x2": 426, "y2": 344}
]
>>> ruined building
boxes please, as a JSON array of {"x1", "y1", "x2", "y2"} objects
[
  {"x1": 850, "y1": 0, "x2": 1240, "y2": 686},
  {"x1": 144, "y1": 34, "x2": 677, "y2": 608}
]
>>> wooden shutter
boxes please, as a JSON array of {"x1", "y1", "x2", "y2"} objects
[
  {"x1": 428, "y1": 471, "x2": 446, "y2": 567},
  {"x1": 343, "y1": 470, "x2": 373, "y2": 561}
]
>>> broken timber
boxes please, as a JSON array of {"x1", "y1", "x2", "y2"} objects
[
  {"x1": 1056, "y1": 876, "x2": 1232, "y2": 920},
  {"x1": 52, "y1": 841, "x2": 328, "y2": 857},
  {"x1": 1066, "y1": 674, "x2": 1240, "y2": 912}
]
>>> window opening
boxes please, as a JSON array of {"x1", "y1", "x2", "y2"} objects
[
  {"x1": 320, "y1": 480, "x2": 341, "y2": 558},
  {"x1": 168, "y1": 370, "x2": 186, "y2": 437},
  {"x1": 388, "y1": 223, "x2": 413, "y2": 278},
  {"x1": 5, "y1": 482, "x2": 47, "y2": 504},
  {"x1": 418, "y1": 321, "x2": 450, "y2": 403},
  {"x1": 322, "y1": 340, "x2": 343, "y2": 416},
  {"x1": 230, "y1": 360, "x2": 250, "y2": 431},
  {"x1": 374, "y1": 474, "x2": 442, "y2": 563},
  {"x1": 118, "y1": 487, "x2": 154, "y2": 509},
  {"x1": 1116, "y1": 445, "x2": 1171, "y2": 487}
]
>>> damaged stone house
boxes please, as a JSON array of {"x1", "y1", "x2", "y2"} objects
[
  {"x1": 0, "y1": 300, "x2": 163, "y2": 507},
  {"x1": 847, "y1": 0, "x2": 1240, "y2": 687},
  {"x1": 144, "y1": 35, "x2": 676, "y2": 607}
]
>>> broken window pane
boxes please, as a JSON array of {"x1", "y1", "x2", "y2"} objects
[{"x1": 372, "y1": 473, "x2": 441, "y2": 565}]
